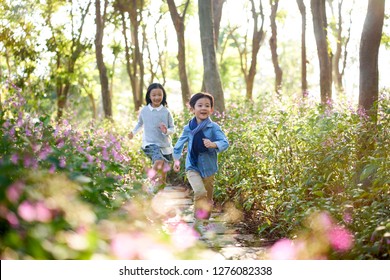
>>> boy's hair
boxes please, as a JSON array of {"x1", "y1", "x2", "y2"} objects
[
  {"x1": 189, "y1": 92, "x2": 214, "y2": 109},
  {"x1": 145, "y1": 83, "x2": 168, "y2": 106}
]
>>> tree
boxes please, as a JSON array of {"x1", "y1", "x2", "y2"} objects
[
  {"x1": 246, "y1": 0, "x2": 265, "y2": 101},
  {"x1": 0, "y1": 1, "x2": 39, "y2": 89},
  {"x1": 166, "y1": 0, "x2": 191, "y2": 108},
  {"x1": 115, "y1": 0, "x2": 145, "y2": 112},
  {"x1": 269, "y1": 0, "x2": 283, "y2": 96},
  {"x1": 228, "y1": 0, "x2": 265, "y2": 101},
  {"x1": 212, "y1": 0, "x2": 226, "y2": 49},
  {"x1": 43, "y1": 0, "x2": 93, "y2": 121},
  {"x1": 311, "y1": 0, "x2": 332, "y2": 105},
  {"x1": 359, "y1": 0, "x2": 385, "y2": 124},
  {"x1": 296, "y1": 0, "x2": 308, "y2": 97},
  {"x1": 198, "y1": 0, "x2": 225, "y2": 112},
  {"x1": 95, "y1": 0, "x2": 112, "y2": 119},
  {"x1": 327, "y1": 0, "x2": 354, "y2": 95}
]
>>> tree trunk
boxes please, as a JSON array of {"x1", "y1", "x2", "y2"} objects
[
  {"x1": 359, "y1": 0, "x2": 384, "y2": 123},
  {"x1": 246, "y1": 0, "x2": 265, "y2": 101},
  {"x1": 115, "y1": 0, "x2": 145, "y2": 112},
  {"x1": 167, "y1": 0, "x2": 191, "y2": 108},
  {"x1": 212, "y1": 0, "x2": 225, "y2": 49},
  {"x1": 296, "y1": 0, "x2": 308, "y2": 97},
  {"x1": 356, "y1": 0, "x2": 385, "y2": 189},
  {"x1": 269, "y1": 0, "x2": 283, "y2": 96},
  {"x1": 95, "y1": 0, "x2": 112, "y2": 119},
  {"x1": 311, "y1": 0, "x2": 332, "y2": 105},
  {"x1": 198, "y1": 0, "x2": 225, "y2": 112},
  {"x1": 129, "y1": 0, "x2": 144, "y2": 111},
  {"x1": 332, "y1": 0, "x2": 344, "y2": 94},
  {"x1": 56, "y1": 1, "x2": 92, "y2": 121}
]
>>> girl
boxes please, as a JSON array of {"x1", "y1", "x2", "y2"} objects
[
  {"x1": 173, "y1": 92, "x2": 229, "y2": 225},
  {"x1": 129, "y1": 83, "x2": 175, "y2": 192}
]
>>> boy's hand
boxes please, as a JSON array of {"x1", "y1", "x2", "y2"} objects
[
  {"x1": 159, "y1": 123, "x2": 168, "y2": 134},
  {"x1": 173, "y1": 160, "x2": 180, "y2": 172},
  {"x1": 128, "y1": 132, "x2": 134, "y2": 139},
  {"x1": 203, "y1": 138, "x2": 217, "y2": 148}
]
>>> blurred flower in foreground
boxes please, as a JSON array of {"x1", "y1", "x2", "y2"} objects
[
  {"x1": 267, "y1": 211, "x2": 354, "y2": 259},
  {"x1": 110, "y1": 233, "x2": 173, "y2": 260},
  {"x1": 268, "y1": 239, "x2": 297, "y2": 260},
  {"x1": 171, "y1": 222, "x2": 199, "y2": 250},
  {"x1": 328, "y1": 226, "x2": 354, "y2": 252}
]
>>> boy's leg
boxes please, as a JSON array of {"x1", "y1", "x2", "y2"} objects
[
  {"x1": 187, "y1": 170, "x2": 212, "y2": 220},
  {"x1": 203, "y1": 175, "x2": 215, "y2": 212}
]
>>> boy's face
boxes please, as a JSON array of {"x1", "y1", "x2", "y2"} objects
[
  {"x1": 150, "y1": 88, "x2": 164, "y2": 107},
  {"x1": 191, "y1": 97, "x2": 214, "y2": 123}
]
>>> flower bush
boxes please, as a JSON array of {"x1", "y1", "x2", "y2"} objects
[
  {"x1": 0, "y1": 84, "x2": 207, "y2": 259},
  {"x1": 212, "y1": 93, "x2": 389, "y2": 259},
  {"x1": 1, "y1": 82, "x2": 388, "y2": 259}
]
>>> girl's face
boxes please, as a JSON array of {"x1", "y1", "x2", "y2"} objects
[
  {"x1": 191, "y1": 97, "x2": 214, "y2": 123},
  {"x1": 149, "y1": 88, "x2": 164, "y2": 107}
]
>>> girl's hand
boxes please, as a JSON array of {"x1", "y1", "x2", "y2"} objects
[
  {"x1": 128, "y1": 132, "x2": 134, "y2": 139},
  {"x1": 203, "y1": 138, "x2": 217, "y2": 148},
  {"x1": 159, "y1": 123, "x2": 168, "y2": 134},
  {"x1": 173, "y1": 160, "x2": 180, "y2": 172}
]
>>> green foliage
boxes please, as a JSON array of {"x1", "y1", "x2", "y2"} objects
[
  {"x1": 211, "y1": 93, "x2": 389, "y2": 259},
  {"x1": 0, "y1": 85, "x2": 207, "y2": 259},
  {"x1": 1, "y1": 82, "x2": 389, "y2": 259}
]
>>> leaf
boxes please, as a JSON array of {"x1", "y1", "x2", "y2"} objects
[
  {"x1": 313, "y1": 190, "x2": 324, "y2": 197},
  {"x1": 360, "y1": 164, "x2": 377, "y2": 181}
]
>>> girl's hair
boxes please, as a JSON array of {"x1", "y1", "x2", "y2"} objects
[
  {"x1": 145, "y1": 83, "x2": 168, "y2": 106},
  {"x1": 189, "y1": 92, "x2": 214, "y2": 109}
]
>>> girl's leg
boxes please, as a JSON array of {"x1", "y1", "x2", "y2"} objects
[{"x1": 153, "y1": 159, "x2": 165, "y2": 185}]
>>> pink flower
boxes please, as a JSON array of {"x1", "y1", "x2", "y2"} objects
[
  {"x1": 10, "y1": 154, "x2": 19, "y2": 164},
  {"x1": 59, "y1": 157, "x2": 66, "y2": 168},
  {"x1": 35, "y1": 202, "x2": 52, "y2": 222},
  {"x1": 171, "y1": 222, "x2": 199, "y2": 249},
  {"x1": 102, "y1": 147, "x2": 109, "y2": 161},
  {"x1": 6, "y1": 181, "x2": 24, "y2": 203},
  {"x1": 49, "y1": 164, "x2": 56, "y2": 173},
  {"x1": 343, "y1": 213, "x2": 353, "y2": 224},
  {"x1": 6, "y1": 212, "x2": 19, "y2": 227},
  {"x1": 86, "y1": 154, "x2": 94, "y2": 164},
  {"x1": 268, "y1": 238, "x2": 297, "y2": 260},
  {"x1": 18, "y1": 201, "x2": 36, "y2": 222},
  {"x1": 110, "y1": 233, "x2": 142, "y2": 259},
  {"x1": 56, "y1": 139, "x2": 65, "y2": 148},
  {"x1": 23, "y1": 156, "x2": 33, "y2": 168},
  {"x1": 17, "y1": 201, "x2": 52, "y2": 223},
  {"x1": 328, "y1": 226, "x2": 354, "y2": 252},
  {"x1": 146, "y1": 168, "x2": 157, "y2": 179},
  {"x1": 195, "y1": 209, "x2": 209, "y2": 219}
]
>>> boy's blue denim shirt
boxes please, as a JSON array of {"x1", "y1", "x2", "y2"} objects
[{"x1": 173, "y1": 120, "x2": 229, "y2": 178}]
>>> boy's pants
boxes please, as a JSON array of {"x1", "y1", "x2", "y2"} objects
[{"x1": 186, "y1": 170, "x2": 215, "y2": 220}]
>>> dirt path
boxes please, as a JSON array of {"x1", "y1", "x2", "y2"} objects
[{"x1": 155, "y1": 185, "x2": 272, "y2": 260}]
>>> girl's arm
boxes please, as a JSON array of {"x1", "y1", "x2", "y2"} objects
[
  {"x1": 128, "y1": 112, "x2": 143, "y2": 139},
  {"x1": 163, "y1": 111, "x2": 175, "y2": 135}
]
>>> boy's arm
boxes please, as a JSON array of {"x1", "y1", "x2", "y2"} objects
[
  {"x1": 172, "y1": 128, "x2": 189, "y2": 172},
  {"x1": 173, "y1": 128, "x2": 189, "y2": 160},
  {"x1": 212, "y1": 125, "x2": 229, "y2": 152}
]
